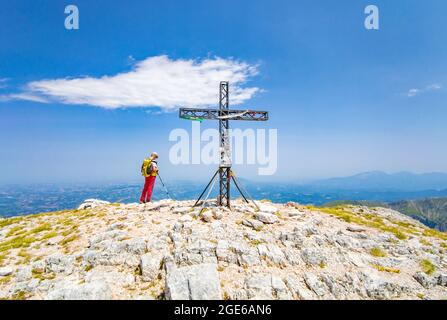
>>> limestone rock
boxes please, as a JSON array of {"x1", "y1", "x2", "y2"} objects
[
  {"x1": 361, "y1": 272, "x2": 408, "y2": 299},
  {"x1": 414, "y1": 272, "x2": 437, "y2": 289},
  {"x1": 257, "y1": 203, "x2": 278, "y2": 214},
  {"x1": 173, "y1": 207, "x2": 190, "y2": 214},
  {"x1": 31, "y1": 260, "x2": 46, "y2": 274},
  {"x1": 78, "y1": 199, "x2": 110, "y2": 210},
  {"x1": 284, "y1": 275, "x2": 315, "y2": 300},
  {"x1": 242, "y1": 219, "x2": 264, "y2": 231},
  {"x1": 271, "y1": 275, "x2": 293, "y2": 299},
  {"x1": 301, "y1": 248, "x2": 327, "y2": 267},
  {"x1": 437, "y1": 273, "x2": 447, "y2": 287},
  {"x1": 2, "y1": 198, "x2": 447, "y2": 300},
  {"x1": 320, "y1": 273, "x2": 344, "y2": 298},
  {"x1": 201, "y1": 211, "x2": 213, "y2": 223},
  {"x1": 216, "y1": 240, "x2": 238, "y2": 264},
  {"x1": 254, "y1": 212, "x2": 279, "y2": 224},
  {"x1": 124, "y1": 238, "x2": 147, "y2": 255},
  {"x1": 212, "y1": 210, "x2": 224, "y2": 220},
  {"x1": 347, "y1": 226, "x2": 366, "y2": 233},
  {"x1": 140, "y1": 253, "x2": 164, "y2": 282},
  {"x1": 85, "y1": 270, "x2": 135, "y2": 288},
  {"x1": 45, "y1": 254, "x2": 75, "y2": 275},
  {"x1": 238, "y1": 249, "x2": 262, "y2": 267},
  {"x1": 0, "y1": 267, "x2": 13, "y2": 277},
  {"x1": 245, "y1": 274, "x2": 292, "y2": 300},
  {"x1": 304, "y1": 274, "x2": 328, "y2": 297},
  {"x1": 165, "y1": 263, "x2": 221, "y2": 300},
  {"x1": 46, "y1": 281, "x2": 112, "y2": 300},
  {"x1": 258, "y1": 244, "x2": 286, "y2": 266},
  {"x1": 282, "y1": 209, "x2": 303, "y2": 217},
  {"x1": 16, "y1": 266, "x2": 32, "y2": 282},
  {"x1": 245, "y1": 274, "x2": 274, "y2": 299}
]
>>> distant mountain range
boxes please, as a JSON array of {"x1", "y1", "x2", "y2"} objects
[
  {"x1": 311, "y1": 171, "x2": 447, "y2": 191},
  {"x1": 2, "y1": 171, "x2": 447, "y2": 231}
]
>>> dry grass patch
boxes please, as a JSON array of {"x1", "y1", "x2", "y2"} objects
[
  {"x1": 249, "y1": 239, "x2": 263, "y2": 246},
  {"x1": 422, "y1": 228, "x2": 447, "y2": 241},
  {"x1": 29, "y1": 223, "x2": 52, "y2": 234},
  {"x1": 372, "y1": 264, "x2": 400, "y2": 274},
  {"x1": 420, "y1": 259, "x2": 436, "y2": 275},
  {"x1": 31, "y1": 269, "x2": 56, "y2": 281},
  {"x1": 370, "y1": 247, "x2": 386, "y2": 257},
  {"x1": 0, "y1": 235, "x2": 37, "y2": 252},
  {"x1": 0, "y1": 275, "x2": 12, "y2": 285},
  {"x1": 315, "y1": 206, "x2": 410, "y2": 240},
  {"x1": 10, "y1": 291, "x2": 28, "y2": 300},
  {"x1": 61, "y1": 226, "x2": 78, "y2": 237},
  {"x1": 41, "y1": 231, "x2": 58, "y2": 240},
  {"x1": 57, "y1": 217, "x2": 75, "y2": 226},
  {"x1": 6, "y1": 225, "x2": 25, "y2": 237},
  {"x1": 390, "y1": 220, "x2": 417, "y2": 229},
  {"x1": 0, "y1": 253, "x2": 7, "y2": 266},
  {"x1": 59, "y1": 234, "x2": 78, "y2": 246},
  {"x1": 17, "y1": 249, "x2": 32, "y2": 263},
  {"x1": 0, "y1": 217, "x2": 23, "y2": 228}
]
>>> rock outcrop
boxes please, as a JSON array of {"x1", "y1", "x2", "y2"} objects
[{"x1": 0, "y1": 199, "x2": 446, "y2": 300}]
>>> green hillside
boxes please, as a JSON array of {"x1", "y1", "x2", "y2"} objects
[
  {"x1": 323, "y1": 198, "x2": 447, "y2": 232},
  {"x1": 388, "y1": 198, "x2": 447, "y2": 231}
]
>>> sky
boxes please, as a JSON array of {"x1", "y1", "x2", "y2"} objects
[{"x1": 0, "y1": 0, "x2": 447, "y2": 184}]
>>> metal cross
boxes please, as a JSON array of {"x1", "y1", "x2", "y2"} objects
[{"x1": 179, "y1": 81, "x2": 269, "y2": 208}]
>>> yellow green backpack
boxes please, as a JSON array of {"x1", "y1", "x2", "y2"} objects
[{"x1": 141, "y1": 158, "x2": 152, "y2": 177}]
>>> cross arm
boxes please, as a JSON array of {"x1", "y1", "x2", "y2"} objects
[{"x1": 179, "y1": 107, "x2": 269, "y2": 121}]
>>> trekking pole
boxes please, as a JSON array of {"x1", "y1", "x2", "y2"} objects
[{"x1": 156, "y1": 173, "x2": 175, "y2": 200}]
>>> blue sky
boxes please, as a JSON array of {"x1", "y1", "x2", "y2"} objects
[{"x1": 1, "y1": 0, "x2": 447, "y2": 184}]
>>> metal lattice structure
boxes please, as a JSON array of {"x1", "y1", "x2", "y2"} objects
[
  {"x1": 179, "y1": 81, "x2": 269, "y2": 208},
  {"x1": 179, "y1": 108, "x2": 269, "y2": 121},
  {"x1": 218, "y1": 82, "x2": 231, "y2": 207}
]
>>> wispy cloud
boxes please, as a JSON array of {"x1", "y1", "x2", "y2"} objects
[
  {"x1": 1, "y1": 56, "x2": 260, "y2": 110},
  {"x1": 0, "y1": 78, "x2": 9, "y2": 89},
  {"x1": 0, "y1": 93, "x2": 49, "y2": 103},
  {"x1": 407, "y1": 83, "x2": 442, "y2": 97}
]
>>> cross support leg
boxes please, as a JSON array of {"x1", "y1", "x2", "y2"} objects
[
  {"x1": 230, "y1": 172, "x2": 249, "y2": 204},
  {"x1": 193, "y1": 169, "x2": 219, "y2": 207}
]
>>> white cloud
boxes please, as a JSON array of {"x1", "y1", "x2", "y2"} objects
[
  {"x1": 407, "y1": 83, "x2": 442, "y2": 98},
  {"x1": 426, "y1": 84, "x2": 442, "y2": 90},
  {"x1": 407, "y1": 88, "x2": 420, "y2": 97},
  {"x1": 2, "y1": 93, "x2": 49, "y2": 103},
  {"x1": 0, "y1": 78, "x2": 9, "y2": 89},
  {"x1": 2, "y1": 56, "x2": 260, "y2": 110}
]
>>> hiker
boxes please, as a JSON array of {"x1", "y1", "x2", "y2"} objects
[{"x1": 140, "y1": 152, "x2": 159, "y2": 203}]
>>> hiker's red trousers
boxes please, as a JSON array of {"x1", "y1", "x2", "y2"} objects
[{"x1": 140, "y1": 176, "x2": 156, "y2": 203}]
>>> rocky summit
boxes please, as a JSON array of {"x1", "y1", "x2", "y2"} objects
[{"x1": 0, "y1": 199, "x2": 447, "y2": 300}]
